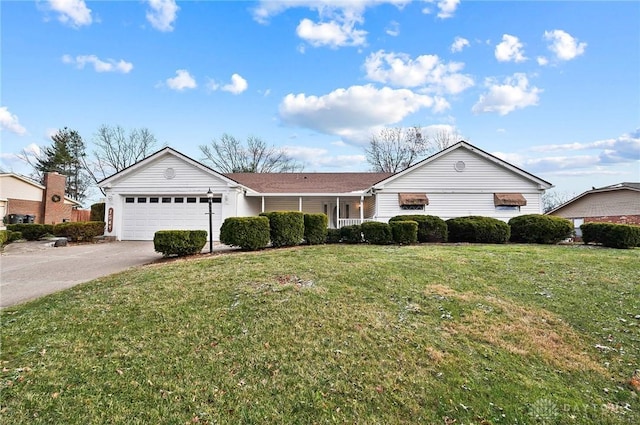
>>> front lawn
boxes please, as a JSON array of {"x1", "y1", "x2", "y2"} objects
[{"x1": 1, "y1": 244, "x2": 638, "y2": 424}]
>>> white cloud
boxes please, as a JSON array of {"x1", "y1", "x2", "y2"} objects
[
  {"x1": 283, "y1": 145, "x2": 367, "y2": 169},
  {"x1": 296, "y1": 18, "x2": 366, "y2": 48},
  {"x1": 450, "y1": 36, "x2": 469, "y2": 53},
  {"x1": 166, "y1": 69, "x2": 197, "y2": 91},
  {"x1": 531, "y1": 129, "x2": 640, "y2": 163},
  {"x1": 385, "y1": 20, "x2": 400, "y2": 37},
  {"x1": 422, "y1": 0, "x2": 460, "y2": 18},
  {"x1": 46, "y1": 0, "x2": 92, "y2": 27},
  {"x1": 62, "y1": 54, "x2": 133, "y2": 73},
  {"x1": 279, "y1": 84, "x2": 444, "y2": 143},
  {"x1": 472, "y1": 73, "x2": 541, "y2": 115},
  {"x1": 364, "y1": 50, "x2": 474, "y2": 95},
  {"x1": 252, "y1": 1, "x2": 410, "y2": 23},
  {"x1": 0, "y1": 107, "x2": 27, "y2": 135},
  {"x1": 146, "y1": 0, "x2": 179, "y2": 32},
  {"x1": 544, "y1": 29, "x2": 587, "y2": 61},
  {"x1": 222, "y1": 74, "x2": 248, "y2": 94},
  {"x1": 495, "y1": 34, "x2": 526, "y2": 62},
  {"x1": 537, "y1": 56, "x2": 549, "y2": 66}
]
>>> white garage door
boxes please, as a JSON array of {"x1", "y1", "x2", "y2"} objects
[{"x1": 122, "y1": 195, "x2": 222, "y2": 241}]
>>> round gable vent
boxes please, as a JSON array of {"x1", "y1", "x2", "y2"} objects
[
  {"x1": 164, "y1": 168, "x2": 176, "y2": 179},
  {"x1": 454, "y1": 161, "x2": 466, "y2": 172}
]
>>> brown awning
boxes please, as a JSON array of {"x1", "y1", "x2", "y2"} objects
[
  {"x1": 494, "y1": 193, "x2": 527, "y2": 206},
  {"x1": 398, "y1": 193, "x2": 429, "y2": 206}
]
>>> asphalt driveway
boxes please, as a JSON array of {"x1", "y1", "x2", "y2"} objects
[{"x1": 0, "y1": 241, "x2": 162, "y2": 308}]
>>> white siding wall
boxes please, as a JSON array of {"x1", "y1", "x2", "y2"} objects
[
  {"x1": 0, "y1": 176, "x2": 43, "y2": 201},
  {"x1": 375, "y1": 149, "x2": 544, "y2": 222}
]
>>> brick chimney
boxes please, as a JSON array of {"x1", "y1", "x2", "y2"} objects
[{"x1": 43, "y1": 172, "x2": 72, "y2": 224}]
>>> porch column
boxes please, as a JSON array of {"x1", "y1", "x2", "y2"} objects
[
  {"x1": 360, "y1": 195, "x2": 364, "y2": 222},
  {"x1": 261, "y1": 196, "x2": 265, "y2": 213},
  {"x1": 299, "y1": 197, "x2": 302, "y2": 212},
  {"x1": 336, "y1": 197, "x2": 340, "y2": 228}
]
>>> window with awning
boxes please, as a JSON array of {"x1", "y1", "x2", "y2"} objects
[
  {"x1": 398, "y1": 193, "x2": 429, "y2": 210},
  {"x1": 493, "y1": 193, "x2": 527, "y2": 206}
]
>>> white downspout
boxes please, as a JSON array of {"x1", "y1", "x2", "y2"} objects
[
  {"x1": 261, "y1": 196, "x2": 265, "y2": 213},
  {"x1": 299, "y1": 196, "x2": 302, "y2": 212},
  {"x1": 360, "y1": 195, "x2": 364, "y2": 222},
  {"x1": 336, "y1": 196, "x2": 340, "y2": 228}
]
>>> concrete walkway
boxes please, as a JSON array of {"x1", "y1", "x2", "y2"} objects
[{"x1": 0, "y1": 240, "x2": 162, "y2": 308}]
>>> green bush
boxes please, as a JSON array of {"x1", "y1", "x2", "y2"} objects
[
  {"x1": 389, "y1": 215, "x2": 448, "y2": 242},
  {"x1": 154, "y1": 230, "x2": 208, "y2": 257},
  {"x1": 53, "y1": 221, "x2": 105, "y2": 242},
  {"x1": 0, "y1": 230, "x2": 7, "y2": 246},
  {"x1": 581, "y1": 222, "x2": 640, "y2": 249},
  {"x1": 220, "y1": 217, "x2": 270, "y2": 250},
  {"x1": 260, "y1": 211, "x2": 304, "y2": 248},
  {"x1": 90, "y1": 202, "x2": 106, "y2": 222},
  {"x1": 509, "y1": 214, "x2": 573, "y2": 244},
  {"x1": 390, "y1": 220, "x2": 418, "y2": 245},
  {"x1": 361, "y1": 221, "x2": 392, "y2": 245},
  {"x1": 340, "y1": 225, "x2": 363, "y2": 244},
  {"x1": 446, "y1": 216, "x2": 510, "y2": 244},
  {"x1": 6, "y1": 223, "x2": 54, "y2": 241},
  {"x1": 326, "y1": 228, "x2": 341, "y2": 244},
  {"x1": 304, "y1": 213, "x2": 328, "y2": 245}
]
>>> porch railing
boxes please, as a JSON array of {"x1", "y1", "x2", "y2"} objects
[{"x1": 336, "y1": 218, "x2": 375, "y2": 228}]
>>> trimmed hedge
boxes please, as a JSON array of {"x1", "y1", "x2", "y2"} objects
[
  {"x1": 446, "y1": 216, "x2": 510, "y2": 244},
  {"x1": 0, "y1": 230, "x2": 7, "y2": 246},
  {"x1": 304, "y1": 213, "x2": 328, "y2": 245},
  {"x1": 390, "y1": 220, "x2": 418, "y2": 245},
  {"x1": 509, "y1": 214, "x2": 573, "y2": 244},
  {"x1": 53, "y1": 221, "x2": 105, "y2": 242},
  {"x1": 260, "y1": 211, "x2": 305, "y2": 248},
  {"x1": 581, "y1": 222, "x2": 640, "y2": 249},
  {"x1": 389, "y1": 215, "x2": 448, "y2": 242},
  {"x1": 361, "y1": 221, "x2": 392, "y2": 245},
  {"x1": 340, "y1": 224, "x2": 363, "y2": 244},
  {"x1": 326, "y1": 228, "x2": 341, "y2": 244},
  {"x1": 220, "y1": 216, "x2": 270, "y2": 250},
  {"x1": 154, "y1": 230, "x2": 208, "y2": 256},
  {"x1": 6, "y1": 223, "x2": 55, "y2": 241},
  {"x1": 90, "y1": 202, "x2": 106, "y2": 222}
]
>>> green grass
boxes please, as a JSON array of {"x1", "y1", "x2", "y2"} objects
[{"x1": 1, "y1": 244, "x2": 639, "y2": 424}]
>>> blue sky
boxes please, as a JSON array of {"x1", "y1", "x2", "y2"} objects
[{"x1": 1, "y1": 0, "x2": 639, "y2": 202}]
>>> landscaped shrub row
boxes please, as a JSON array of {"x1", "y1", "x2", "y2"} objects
[
  {"x1": 304, "y1": 213, "x2": 328, "y2": 245},
  {"x1": 581, "y1": 222, "x2": 640, "y2": 249},
  {"x1": 6, "y1": 222, "x2": 105, "y2": 242},
  {"x1": 389, "y1": 215, "x2": 448, "y2": 242},
  {"x1": 361, "y1": 221, "x2": 392, "y2": 244},
  {"x1": 509, "y1": 214, "x2": 573, "y2": 244},
  {"x1": 390, "y1": 220, "x2": 419, "y2": 244},
  {"x1": 446, "y1": 216, "x2": 511, "y2": 244},
  {"x1": 260, "y1": 211, "x2": 305, "y2": 248},
  {"x1": 220, "y1": 216, "x2": 270, "y2": 250},
  {"x1": 154, "y1": 230, "x2": 208, "y2": 256}
]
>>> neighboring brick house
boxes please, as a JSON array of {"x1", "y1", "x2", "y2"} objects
[
  {"x1": 0, "y1": 172, "x2": 83, "y2": 228},
  {"x1": 546, "y1": 182, "x2": 640, "y2": 235}
]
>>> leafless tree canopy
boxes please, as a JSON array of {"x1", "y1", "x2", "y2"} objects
[
  {"x1": 542, "y1": 190, "x2": 575, "y2": 213},
  {"x1": 200, "y1": 134, "x2": 303, "y2": 173},
  {"x1": 365, "y1": 126, "x2": 464, "y2": 173}
]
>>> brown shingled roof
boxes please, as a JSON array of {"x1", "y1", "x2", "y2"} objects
[{"x1": 225, "y1": 172, "x2": 393, "y2": 193}]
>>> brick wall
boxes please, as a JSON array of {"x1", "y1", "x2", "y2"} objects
[
  {"x1": 6, "y1": 199, "x2": 44, "y2": 223},
  {"x1": 586, "y1": 215, "x2": 640, "y2": 225},
  {"x1": 43, "y1": 173, "x2": 72, "y2": 225}
]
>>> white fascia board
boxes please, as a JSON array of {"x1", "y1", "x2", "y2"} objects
[{"x1": 244, "y1": 191, "x2": 370, "y2": 197}]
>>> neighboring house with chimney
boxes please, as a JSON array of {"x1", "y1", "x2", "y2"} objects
[
  {"x1": 98, "y1": 142, "x2": 553, "y2": 241},
  {"x1": 0, "y1": 172, "x2": 83, "y2": 228},
  {"x1": 547, "y1": 182, "x2": 640, "y2": 236}
]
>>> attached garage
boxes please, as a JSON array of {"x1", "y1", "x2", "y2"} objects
[{"x1": 121, "y1": 195, "x2": 222, "y2": 241}]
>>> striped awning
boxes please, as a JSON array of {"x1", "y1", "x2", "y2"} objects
[
  {"x1": 398, "y1": 193, "x2": 429, "y2": 206},
  {"x1": 493, "y1": 193, "x2": 527, "y2": 206}
]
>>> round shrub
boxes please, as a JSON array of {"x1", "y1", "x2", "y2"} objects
[
  {"x1": 154, "y1": 230, "x2": 208, "y2": 256},
  {"x1": 389, "y1": 215, "x2": 447, "y2": 242},
  {"x1": 260, "y1": 211, "x2": 305, "y2": 248},
  {"x1": 390, "y1": 220, "x2": 418, "y2": 245},
  {"x1": 361, "y1": 221, "x2": 392, "y2": 245},
  {"x1": 325, "y1": 228, "x2": 341, "y2": 244},
  {"x1": 53, "y1": 221, "x2": 105, "y2": 242},
  {"x1": 6, "y1": 223, "x2": 52, "y2": 241},
  {"x1": 446, "y1": 216, "x2": 510, "y2": 244},
  {"x1": 304, "y1": 213, "x2": 328, "y2": 245},
  {"x1": 220, "y1": 216, "x2": 270, "y2": 250},
  {"x1": 340, "y1": 224, "x2": 362, "y2": 244},
  {"x1": 90, "y1": 202, "x2": 106, "y2": 222},
  {"x1": 509, "y1": 214, "x2": 573, "y2": 244}
]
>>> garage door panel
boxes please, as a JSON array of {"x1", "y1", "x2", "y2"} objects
[{"x1": 122, "y1": 196, "x2": 222, "y2": 241}]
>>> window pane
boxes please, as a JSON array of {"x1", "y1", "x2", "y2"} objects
[
  {"x1": 125, "y1": 197, "x2": 134, "y2": 203},
  {"x1": 150, "y1": 197, "x2": 159, "y2": 203},
  {"x1": 175, "y1": 197, "x2": 184, "y2": 203},
  {"x1": 162, "y1": 197, "x2": 171, "y2": 203},
  {"x1": 138, "y1": 197, "x2": 147, "y2": 203},
  {"x1": 187, "y1": 197, "x2": 197, "y2": 203}
]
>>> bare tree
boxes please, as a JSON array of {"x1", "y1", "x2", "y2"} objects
[
  {"x1": 428, "y1": 128, "x2": 464, "y2": 152},
  {"x1": 200, "y1": 133, "x2": 303, "y2": 173},
  {"x1": 542, "y1": 190, "x2": 576, "y2": 213},
  {"x1": 365, "y1": 126, "x2": 427, "y2": 173},
  {"x1": 83, "y1": 125, "x2": 157, "y2": 190}
]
